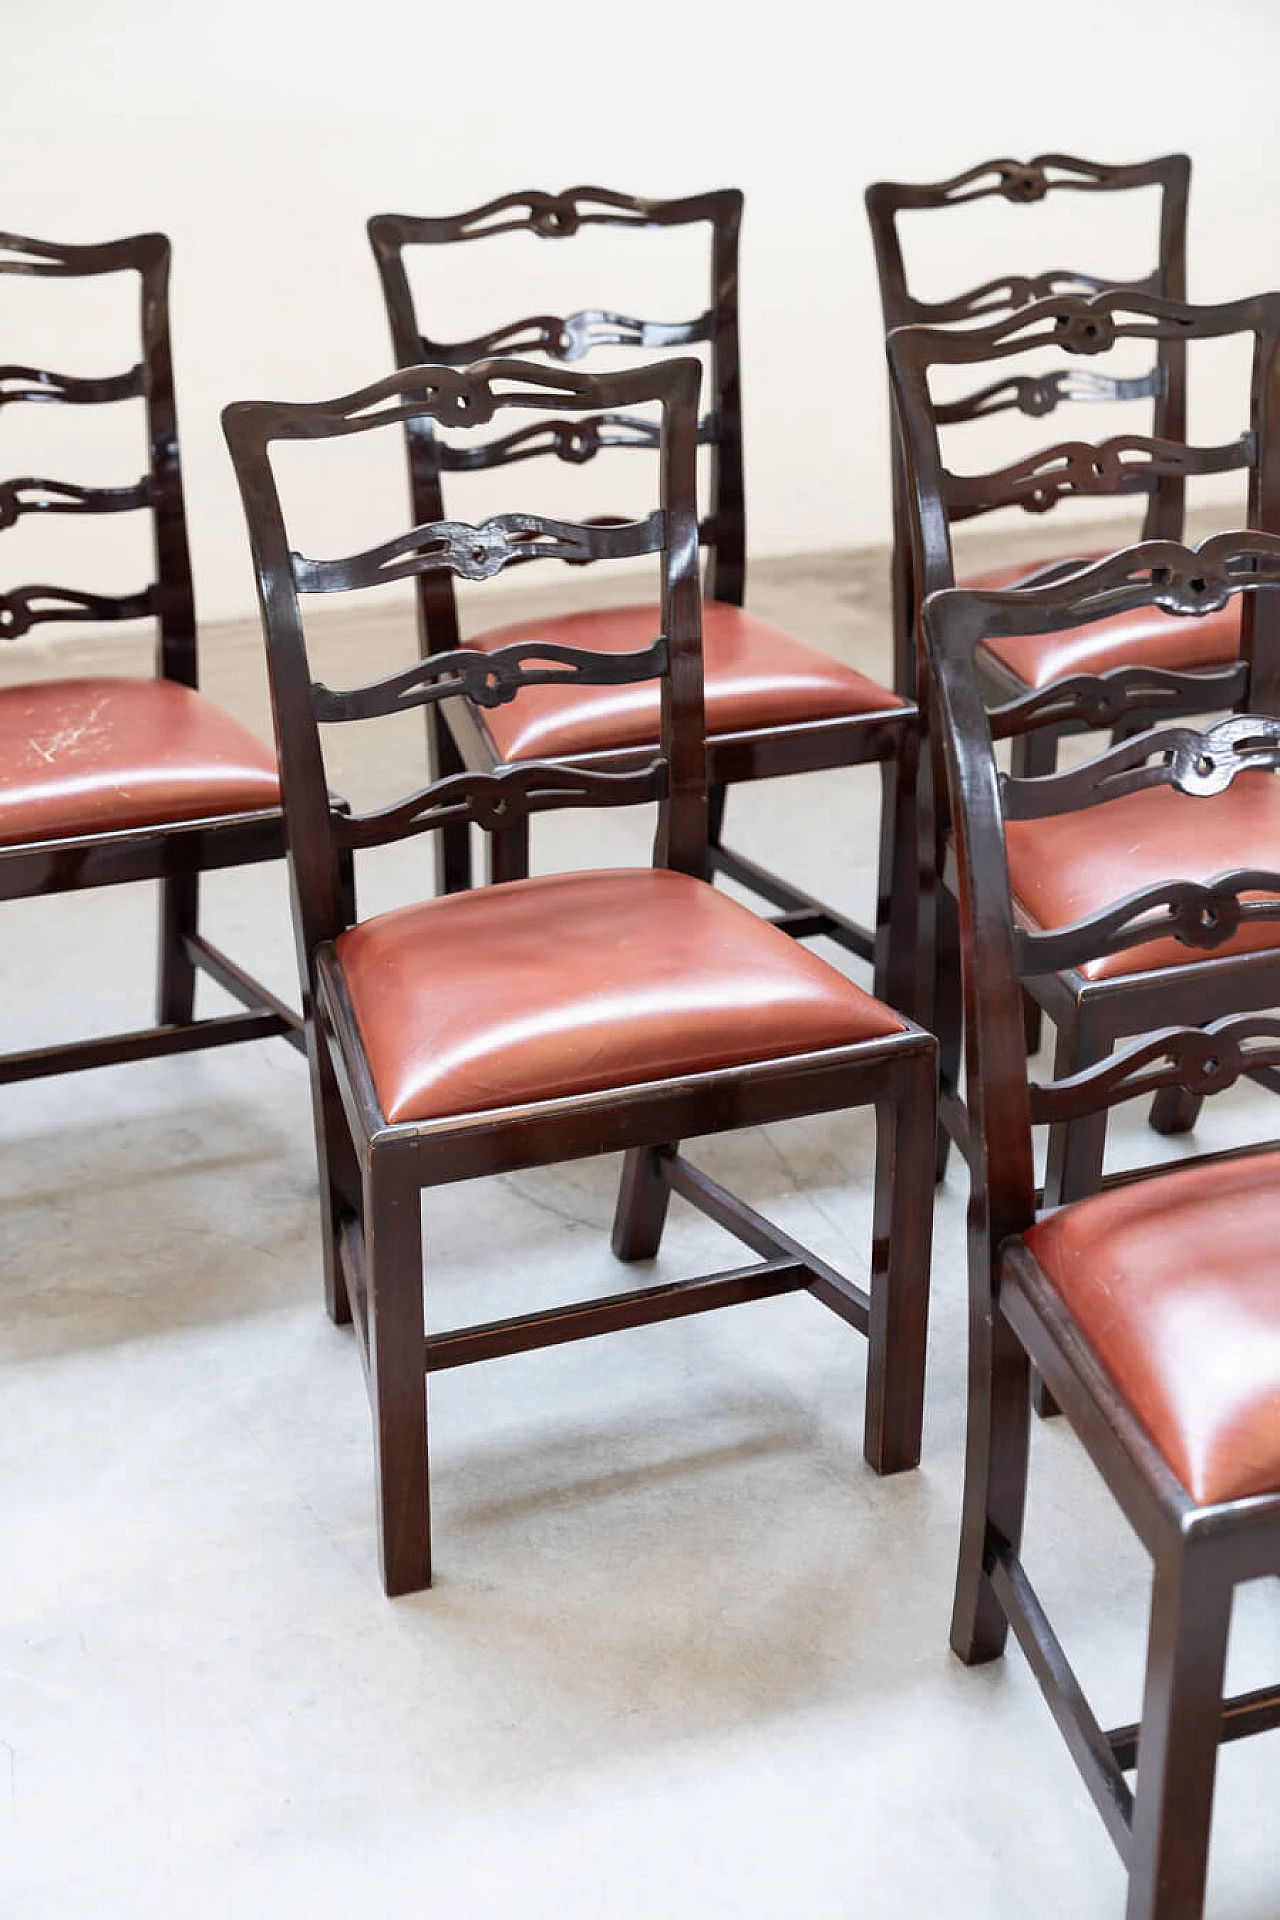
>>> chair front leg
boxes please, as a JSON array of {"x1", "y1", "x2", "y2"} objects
[
  {"x1": 365, "y1": 1140, "x2": 431, "y2": 1597},
  {"x1": 486, "y1": 821, "x2": 530, "y2": 887},
  {"x1": 873, "y1": 741, "x2": 921, "y2": 1022},
  {"x1": 864, "y1": 1047, "x2": 936, "y2": 1474},
  {"x1": 949, "y1": 1295, "x2": 1032, "y2": 1666},
  {"x1": 1125, "y1": 1543, "x2": 1233, "y2": 1920},
  {"x1": 157, "y1": 870, "x2": 199, "y2": 1026}
]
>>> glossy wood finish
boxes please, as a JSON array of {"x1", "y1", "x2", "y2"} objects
[
  {"x1": 889, "y1": 287, "x2": 1280, "y2": 1199},
  {"x1": 367, "y1": 188, "x2": 919, "y2": 1014},
  {"x1": 925, "y1": 538, "x2": 1280, "y2": 1920},
  {"x1": 0, "y1": 230, "x2": 305, "y2": 1081},
  {"x1": 866, "y1": 152, "x2": 1190, "y2": 704},
  {"x1": 224, "y1": 355, "x2": 937, "y2": 1596}
]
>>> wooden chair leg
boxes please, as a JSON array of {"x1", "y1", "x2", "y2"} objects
[
  {"x1": 1035, "y1": 1005, "x2": 1111, "y2": 1420},
  {"x1": 873, "y1": 745, "x2": 921, "y2": 1020},
  {"x1": 1149, "y1": 1083, "x2": 1204, "y2": 1138},
  {"x1": 1125, "y1": 1547, "x2": 1233, "y2": 1920},
  {"x1": 950, "y1": 1300, "x2": 1032, "y2": 1665},
  {"x1": 486, "y1": 822, "x2": 530, "y2": 886},
  {"x1": 706, "y1": 781, "x2": 728, "y2": 856},
  {"x1": 611, "y1": 1144, "x2": 675, "y2": 1262},
  {"x1": 309, "y1": 1024, "x2": 360, "y2": 1326},
  {"x1": 864, "y1": 1049, "x2": 936, "y2": 1474},
  {"x1": 156, "y1": 870, "x2": 199, "y2": 1025},
  {"x1": 365, "y1": 1141, "x2": 431, "y2": 1596}
]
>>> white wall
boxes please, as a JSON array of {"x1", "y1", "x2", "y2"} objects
[{"x1": 4, "y1": 0, "x2": 1280, "y2": 626}]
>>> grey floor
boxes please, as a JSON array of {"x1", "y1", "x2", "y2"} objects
[{"x1": 3, "y1": 538, "x2": 1278, "y2": 1918}]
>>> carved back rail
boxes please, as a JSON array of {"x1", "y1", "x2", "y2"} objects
[
  {"x1": 922, "y1": 533, "x2": 1280, "y2": 1241},
  {"x1": 0, "y1": 231, "x2": 197, "y2": 682},
  {"x1": 367, "y1": 188, "x2": 743, "y2": 658},
  {"x1": 889, "y1": 289, "x2": 1280, "y2": 707},
  {"x1": 223, "y1": 357, "x2": 706, "y2": 954}
]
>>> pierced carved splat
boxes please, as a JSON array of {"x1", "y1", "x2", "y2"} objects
[
  {"x1": 945, "y1": 430, "x2": 1253, "y2": 517},
  {"x1": 0, "y1": 584, "x2": 156, "y2": 640},
  {"x1": 1016, "y1": 869, "x2": 1280, "y2": 978},
  {"x1": 990, "y1": 662, "x2": 1250, "y2": 740},
  {"x1": 438, "y1": 410, "x2": 717, "y2": 475},
  {"x1": 0, "y1": 477, "x2": 150, "y2": 529},
  {"x1": 335, "y1": 758, "x2": 666, "y2": 851},
  {"x1": 1004, "y1": 714, "x2": 1280, "y2": 820},
  {"x1": 0, "y1": 364, "x2": 145, "y2": 408},
  {"x1": 1029, "y1": 1013, "x2": 1280, "y2": 1123},
  {"x1": 936, "y1": 365, "x2": 1166, "y2": 428},
  {"x1": 292, "y1": 508, "x2": 665, "y2": 594},
  {"x1": 312, "y1": 636, "x2": 667, "y2": 724},
  {"x1": 421, "y1": 307, "x2": 713, "y2": 366}
]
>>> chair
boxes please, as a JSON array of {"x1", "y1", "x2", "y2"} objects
[
  {"x1": 0, "y1": 229, "x2": 303, "y2": 1083},
  {"x1": 924, "y1": 535, "x2": 1280, "y2": 1920},
  {"x1": 866, "y1": 151, "x2": 1192, "y2": 716},
  {"x1": 888, "y1": 287, "x2": 1280, "y2": 1202},
  {"x1": 223, "y1": 353, "x2": 937, "y2": 1596},
  {"x1": 367, "y1": 188, "x2": 918, "y2": 1016}
]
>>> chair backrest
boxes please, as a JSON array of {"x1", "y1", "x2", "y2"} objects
[
  {"x1": 923, "y1": 533, "x2": 1280, "y2": 1250},
  {"x1": 866, "y1": 155, "x2": 1190, "y2": 692},
  {"x1": 366, "y1": 187, "x2": 743, "y2": 657},
  {"x1": 223, "y1": 355, "x2": 706, "y2": 960},
  {"x1": 0, "y1": 230, "x2": 197, "y2": 683},
  {"x1": 888, "y1": 288, "x2": 1280, "y2": 710}
]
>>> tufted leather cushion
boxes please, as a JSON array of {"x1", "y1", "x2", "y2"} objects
[
  {"x1": 964, "y1": 555, "x2": 1241, "y2": 689},
  {"x1": 1006, "y1": 770, "x2": 1280, "y2": 979},
  {"x1": 1024, "y1": 1149, "x2": 1280, "y2": 1503},
  {"x1": 462, "y1": 600, "x2": 902, "y2": 761},
  {"x1": 0, "y1": 676, "x2": 280, "y2": 847},
  {"x1": 334, "y1": 866, "x2": 905, "y2": 1124}
]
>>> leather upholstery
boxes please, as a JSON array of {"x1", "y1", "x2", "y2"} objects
[
  {"x1": 0, "y1": 676, "x2": 280, "y2": 846},
  {"x1": 1024, "y1": 1148, "x2": 1280, "y2": 1504},
  {"x1": 334, "y1": 866, "x2": 905, "y2": 1125},
  {"x1": 965, "y1": 555, "x2": 1241, "y2": 689},
  {"x1": 1006, "y1": 770, "x2": 1280, "y2": 979},
  {"x1": 463, "y1": 600, "x2": 903, "y2": 761}
]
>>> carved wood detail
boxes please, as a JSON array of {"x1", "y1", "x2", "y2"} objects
[
  {"x1": 312, "y1": 636, "x2": 666, "y2": 723},
  {"x1": 293, "y1": 508, "x2": 664, "y2": 593}
]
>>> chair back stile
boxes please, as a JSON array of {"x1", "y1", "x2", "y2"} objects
[
  {"x1": 0, "y1": 229, "x2": 199, "y2": 687},
  {"x1": 223, "y1": 353, "x2": 709, "y2": 963},
  {"x1": 366, "y1": 186, "x2": 745, "y2": 665}
]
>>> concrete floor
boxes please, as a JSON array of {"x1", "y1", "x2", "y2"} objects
[{"x1": 3, "y1": 539, "x2": 1279, "y2": 1918}]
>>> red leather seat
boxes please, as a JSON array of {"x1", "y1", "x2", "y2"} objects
[
  {"x1": 1025, "y1": 1148, "x2": 1280, "y2": 1503},
  {"x1": 465, "y1": 601, "x2": 903, "y2": 762},
  {"x1": 0, "y1": 676, "x2": 280, "y2": 846},
  {"x1": 964, "y1": 555, "x2": 1241, "y2": 688},
  {"x1": 1006, "y1": 769, "x2": 1280, "y2": 978},
  {"x1": 335, "y1": 866, "x2": 905, "y2": 1125}
]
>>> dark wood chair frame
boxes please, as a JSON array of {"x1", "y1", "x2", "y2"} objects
[
  {"x1": 889, "y1": 287, "x2": 1280, "y2": 1204},
  {"x1": 0, "y1": 229, "x2": 305, "y2": 1083},
  {"x1": 367, "y1": 187, "x2": 918, "y2": 1013},
  {"x1": 223, "y1": 353, "x2": 937, "y2": 1597},
  {"x1": 925, "y1": 536, "x2": 1280, "y2": 1920},
  {"x1": 866, "y1": 151, "x2": 1191, "y2": 715}
]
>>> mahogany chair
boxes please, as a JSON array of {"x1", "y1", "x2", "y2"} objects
[
  {"x1": 0, "y1": 229, "x2": 303, "y2": 1083},
  {"x1": 367, "y1": 188, "x2": 918, "y2": 1016},
  {"x1": 889, "y1": 287, "x2": 1280, "y2": 1201},
  {"x1": 925, "y1": 537, "x2": 1280, "y2": 1920},
  {"x1": 223, "y1": 354, "x2": 937, "y2": 1597},
  {"x1": 866, "y1": 152, "x2": 1192, "y2": 719}
]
